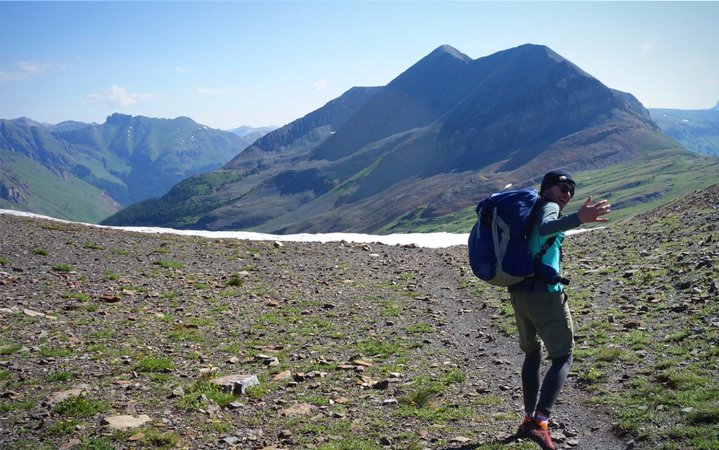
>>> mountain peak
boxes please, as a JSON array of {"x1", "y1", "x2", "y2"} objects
[
  {"x1": 11, "y1": 117, "x2": 44, "y2": 128},
  {"x1": 105, "y1": 113, "x2": 133, "y2": 127},
  {"x1": 499, "y1": 43, "x2": 566, "y2": 63},
  {"x1": 427, "y1": 44, "x2": 472, "y2": 62}
]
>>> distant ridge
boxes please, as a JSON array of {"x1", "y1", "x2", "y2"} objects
[
  {"x1": 1, "y1": 114, "x2": 251, "y2": 222},
  {"x1": 650, "y1": 102, "x2": 719, "y2": 157},
  {"x1": 99, "y1": 44, "x2": 718, "y2": 232}
]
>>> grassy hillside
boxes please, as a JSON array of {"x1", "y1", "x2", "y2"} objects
[
  {"x1": 380, "y1": 148, "x2": 719, "y2": 234},
  {"x1": 0, "y1": 152, "x2": 120, "y2": 222}
]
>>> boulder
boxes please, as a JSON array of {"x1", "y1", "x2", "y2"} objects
[{"x1": 211, "y1": 374, "x2": 260, "y2": 396}]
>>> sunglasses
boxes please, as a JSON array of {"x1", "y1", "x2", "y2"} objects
[{"x1": 557, "y1": 183, "x2": 574, "y2": 197}]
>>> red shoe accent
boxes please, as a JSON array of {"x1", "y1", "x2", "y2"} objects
[
  {"x1": 524, "y1": 420, "x2": 556, "y2": 450},
  {"x1": 517, "y1": 416, "x2": 534, "y2": 436}
]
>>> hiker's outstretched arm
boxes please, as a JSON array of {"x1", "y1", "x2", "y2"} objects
[{"x1": 537, "y1": 202, "x2": 582, "y2": 237}]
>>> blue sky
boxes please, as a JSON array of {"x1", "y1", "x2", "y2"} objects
[{"x1": 1, "y1": 1, "x2": 718, "y2": 130}]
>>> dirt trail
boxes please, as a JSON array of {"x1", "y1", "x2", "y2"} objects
[{"x1": 418, "y1": 248, "x2": 628, "y2": 450}]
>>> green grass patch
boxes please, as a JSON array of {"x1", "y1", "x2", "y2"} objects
[
  {"x1": 316, "y1": 438, "x2": 383, "y2": 450},
  {"x1": 0, "y1": 344, "x2": 23, "y2": 355},
  {"x1": 52, "y1": 263, "x2": 75, "y2": 272},
  {"x1": 152, "y1": 260, "x2": 183, "y2": 269},
  {"x1": 77, "y1": 437, "x2": 115, "y2": 450},
  {"x1": 45, "y1": 418, "x2": 80, "y2": 436},
  {"x1": 47, "y1": 370, "x2": 73, "y2": 382},
  {"x1": 686, "y1": 407, "x2": 719, "y2": 425},
  {"x1": 595, "y1": 347, "x2": 627, "y2": 362},
  {"x1": 404, "y1": 322, "x2": 434, "y2": 334},
  {"x1": 39, "y1": 347, "x2": 73, "y2": 357},
  {"x1": 166, "y1": 326, "x2": 203, "y2": 343},
  {"x1": 399, "y1": 383, "x2": 444, "y2": 408},
  {"x1": 32, "y1": 248, "x2": 49, "y2": 256},
  {"x1": 578, "y1": 367, "x2": 604, "y2": 385},
  {"x1": 356, "y1": 339, "x2": 406, "y2": 360},
  {"x1": 244, "y1": 381, "x2": 278, "y2": 400},
  {"x1": 440, "y1": 369, "x2": 466, "y2": 385},
  {"x1": 654, "y1": 368, "x2": 709, "y2": 390},
  {"x1": 103, "y1": 271, "x2": 119, "y2": 280},
  {"x1": 61, "y1": 292, "x2": 91, "y2": 302},
  {"x1": 226, "y1": 274, "x2": 245, "y2": 286},
  {"x1": 135, "y1": 356, "x2": 175, "y2": 373},
  {"x1": 139, "y1": 429, "x2": 181, "y2": 448},
  {"x1": 381, "y1": 301, "x2": 402, "y2": 318},
  {"x1": 53, "y1": 396, "x2": 109, "y2": 418},
  {"x1": 178, "y1": 380, "x2": 237, "y2": 410},
  {"x1": 0, "y1": 400, "x2": 35, "y2": 413}
]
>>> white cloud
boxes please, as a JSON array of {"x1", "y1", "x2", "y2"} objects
[
  {"x1": 0, "y1": 60, "x2": 65, "y2": 82},
  {"x1": 195, "y1": 87, "x2": 239, "y2": 95},
  {"x1": 313, "y1": 80, "x2": 329, "y2": 91},
  {"x1": 86, "y1": 85, "x2": 154, "y2": 108},
  {"x1": 640, "y1": 38, "x2": 656, "y2": 56}
]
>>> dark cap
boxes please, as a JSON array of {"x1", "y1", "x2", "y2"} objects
[{"x1": 540, "y1": 169, "x2": 575, "y2": 195}]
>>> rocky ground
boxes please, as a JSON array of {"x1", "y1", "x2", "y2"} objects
[{"x1": 0, "y1": 184, "x2": 717, "y2": 450}]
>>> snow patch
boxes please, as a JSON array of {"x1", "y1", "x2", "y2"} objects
[{"x1": 0, "y1": 209, "x2": 596, "y2": 249}]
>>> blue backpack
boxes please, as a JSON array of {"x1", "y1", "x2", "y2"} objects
[{"x1": 468, "y1": 188, "x2": 560, "y2": 287}]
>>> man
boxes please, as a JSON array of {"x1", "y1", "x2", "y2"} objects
[{"x1": 509, "y1": 169, "x2": 611, "y2": 450}]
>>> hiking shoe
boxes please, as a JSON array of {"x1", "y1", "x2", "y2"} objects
[
  {"x1": 525, "y1": 421, "x2": 556, "y2": 450},
  {"x1": 517, "y1": 416, "x2": 534, "y2": 437}
]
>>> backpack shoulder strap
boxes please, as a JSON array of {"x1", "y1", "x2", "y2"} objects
[{"x1": 524, "y1": 195, "x2": 547, "y2": 238}]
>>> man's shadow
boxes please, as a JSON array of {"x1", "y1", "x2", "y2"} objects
[{"x1": 438, "y1": 432, "x2": 522, "y2": 450}]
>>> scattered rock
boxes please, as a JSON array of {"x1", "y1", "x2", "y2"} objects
[
  {"x1": 103, "y1": 414, "x2": 152, "y2": 430},
  {"x1": 23, "y1": 309, "x2": 48, "y2": 318},
  {"x1": 281, "y1": 403, "x2": 315, "y2": 416},
  {"x1": 99, "y1": 294, "x2": 121, "y2": 303},
  {"x1": 351, "y1": 359, "x2": 373, "y2": 367},
  {"x1": 273, "y1": 370, "x2": 292, "y2": 381},
  {"x1": 48, "y1": 386, "x2": 90, "y2": 405},
  {"x1": 221, "y1": 436, "x2": 240, "y2": 445}
]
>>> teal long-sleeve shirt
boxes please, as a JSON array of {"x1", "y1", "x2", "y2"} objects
[{"x1": 509, "y1": 201, "x2": 582, "y2": 293}]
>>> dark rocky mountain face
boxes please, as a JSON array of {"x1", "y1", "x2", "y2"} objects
[
  {"x1": 1, "y1": 115, "x2": 249, "y2": 222},
  {"x1": 104, "y1": 44, "x2": 700, "y2": 233}
]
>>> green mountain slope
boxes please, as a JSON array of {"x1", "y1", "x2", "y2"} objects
[
  {"x1": 1, "y1": 114, "x2": 250, "y2": 222},
  {"x1": 0, "y1": 151, "x2": 119, "y2": 222},
  {"x1": 381, "y1": 147, "x2": 719, "y2": 233}
]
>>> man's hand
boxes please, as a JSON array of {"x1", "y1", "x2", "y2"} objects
[{"x1": 578, "y1": 195, "x2": 611, "y2": 223}]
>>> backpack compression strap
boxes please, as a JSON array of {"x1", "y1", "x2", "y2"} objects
[{"x1": 533, "y1": 236, "x2": 570, "y2": 286}]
